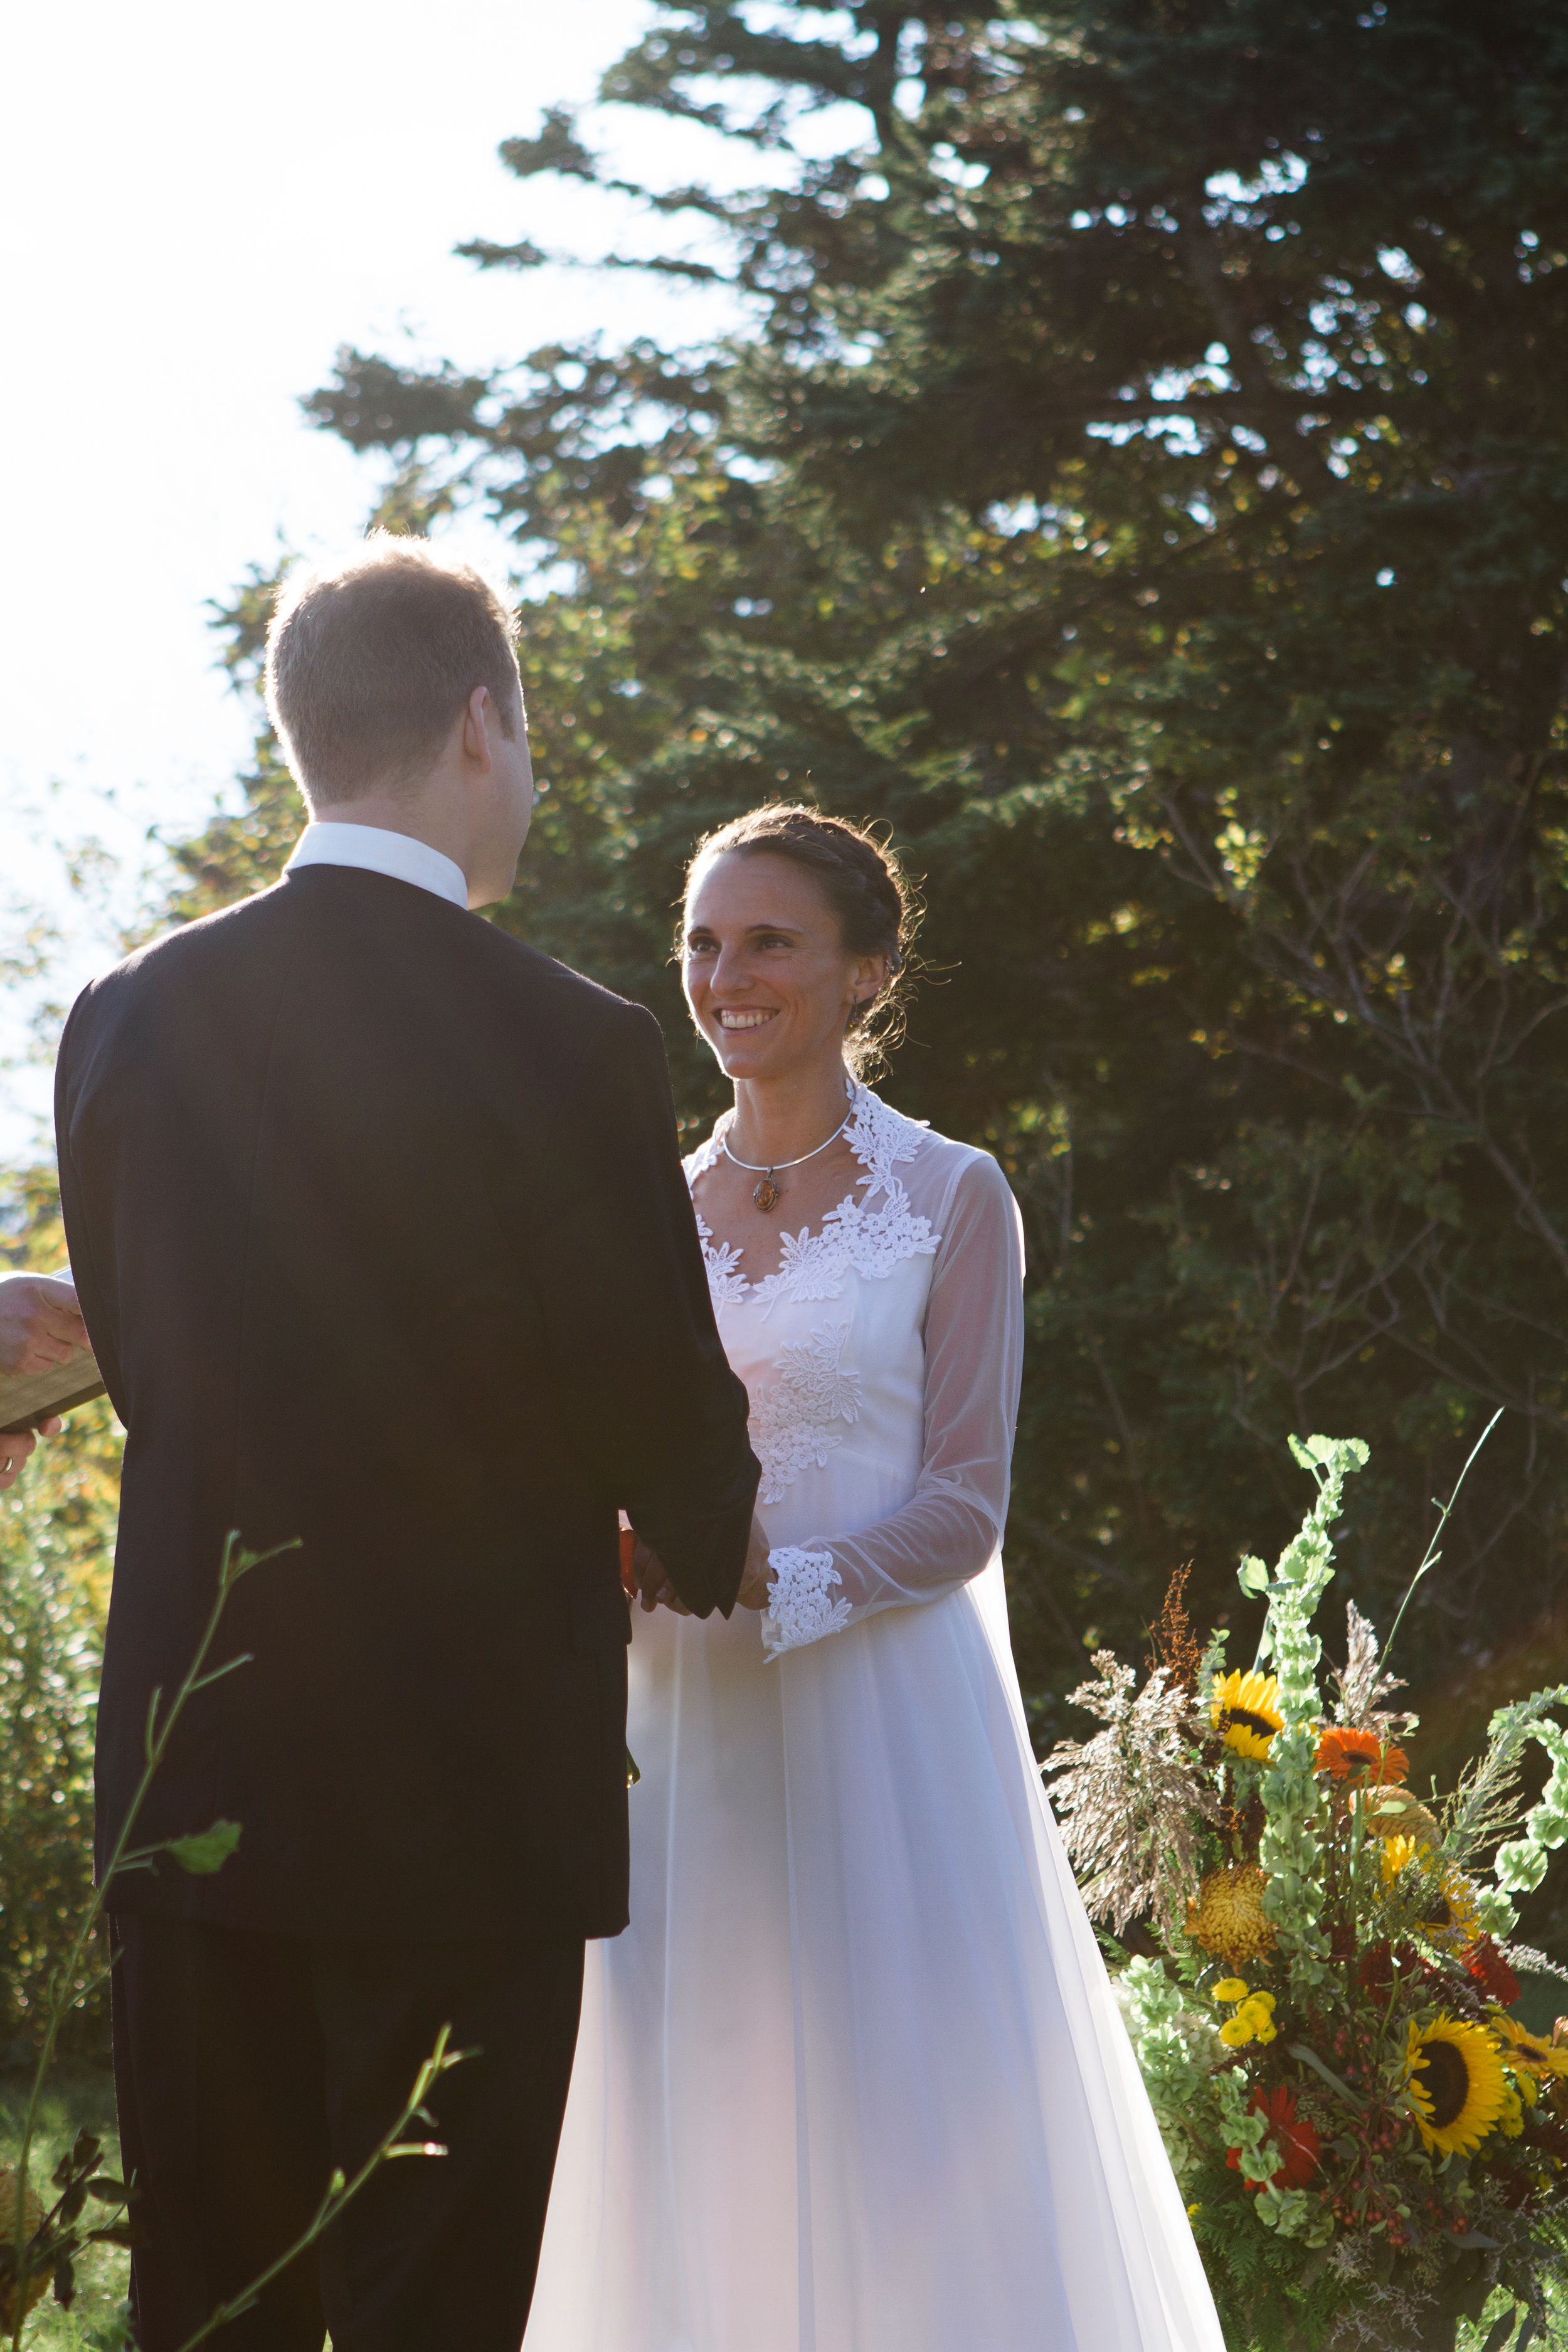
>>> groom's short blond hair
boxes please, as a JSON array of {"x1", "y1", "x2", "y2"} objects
[{"x1": 265, "y1": 532, "x2": 523, "y2": 804}]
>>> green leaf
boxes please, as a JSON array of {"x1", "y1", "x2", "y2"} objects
[
  {"x1": 1285, "y1": 2042, "x2": 1366, "y2": 2113},
  {"x1": 166, "y1": 1819, "x2": 243, "y2": 1875}
]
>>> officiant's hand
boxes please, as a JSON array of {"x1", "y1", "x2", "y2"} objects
[
  {"x1": 0, "y1": 1424, "x2": 53, "y2": 1490},
  {"x1": 0, "y1": 1273, "x2": 89, "y2": 1377}
]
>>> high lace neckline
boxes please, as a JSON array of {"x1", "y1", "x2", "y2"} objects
[{"x1": 685, "y1": 1086, "x2": 938, "y2": 1313}]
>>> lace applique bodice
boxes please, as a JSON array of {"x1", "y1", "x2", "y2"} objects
[
  {"x1": 750, "y1": 1321, "x2": 863, "y2": 1506},
  {"x1": 681, "y1": 1089, "x2": 1024, "y2": 1661},
  {"x1": 685, "y1": 1086, "x2": 939, "y2": 1316}
]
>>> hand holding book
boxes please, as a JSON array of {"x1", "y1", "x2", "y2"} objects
[{"x1": 0, "y1": 1273, "x2": 105, "y2": 1483}]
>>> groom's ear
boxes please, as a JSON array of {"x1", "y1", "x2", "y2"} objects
[{"x1": 461, "y1": 686, "x2": 497, "y2": 775}]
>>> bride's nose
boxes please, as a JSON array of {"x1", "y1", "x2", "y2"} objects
[{"x1": 709, "y1": 942, "x2": 756, "y2": 995}]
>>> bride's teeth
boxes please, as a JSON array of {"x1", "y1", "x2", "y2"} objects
[{"x1": 720, "y1": 1010, "x2": 774, "y2": 1029}]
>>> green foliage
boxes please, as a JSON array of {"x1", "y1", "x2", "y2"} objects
[
  {"x1": 1255, "y1": 1436, "x2": 1370, "y2": 1995},
  {"x1": 0, "y1": 1473, "x2": 108, "y2": 2060},
  {"x1": 0, "y1": 1173, "x2": 121, "y2": 2060},
  {"x1": 0, "y1": 2075, "x2": 125, "y2": 2351},
  {"x1": 177, "y1": 4, "x2": 1568, "y2": 1803}
]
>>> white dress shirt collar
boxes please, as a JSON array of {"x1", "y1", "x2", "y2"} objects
[{"x1": 285, "y1": 822, "x2": 470, "y2": 912}]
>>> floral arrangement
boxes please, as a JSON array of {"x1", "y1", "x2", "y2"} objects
[{"x1": 1047, "y1": 1434, "x2": 1568, "y2": 2352}]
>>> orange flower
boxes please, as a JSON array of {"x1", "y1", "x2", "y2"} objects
[
  {"x1": 1315, "y1": 1726, "x2": 1408, "y2": 1786},
  {"x1": 1226, "y1": 2084, "x2": 1322, "y2": 2191}
]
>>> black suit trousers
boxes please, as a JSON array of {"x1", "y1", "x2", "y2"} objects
[{"x1": 111, "y1": 1915, "x2": 584, "y2": 2351}]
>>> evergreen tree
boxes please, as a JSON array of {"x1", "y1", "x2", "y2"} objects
[{"x1": 185, "y1": 3, "x2": 1568, "y2": 1806}]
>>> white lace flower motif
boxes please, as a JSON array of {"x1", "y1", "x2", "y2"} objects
[
  {"x1": 684, "y1": 1088, "x2": 940, "y2": 1316},
  {"x1": 761, "y1": 1547, "x2": 852, "y2": 1658},
  {"x1": 750, "y1": 1322, "x2": 862, "y2": 1505}
]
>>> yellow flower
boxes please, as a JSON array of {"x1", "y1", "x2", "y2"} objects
[
  {"x1": 1500, "y1": 2080, "x2": 1525, "y2": 2138},
  {"x1": 1380, "y1": 1833, "x2": 1421, "y2": 1884},
  {"x1": 1219, "y1": 1993, "x2": 1278, "y2": 2048},
  {"x1": 1189, "y1": 1865, "x2": 1277, "y2": 1967},
  {"x1": 1419, "y1": 1867, "x2": 1483, "y2": 1951},
  {"x1": 1493, "y1": 2012, "x2": 1568, "y2": 2082},
  {"x1": 1212, "y1": 1978, "x2": 1251, "y2": 2004},
  {"x1": 1378, "y1": 1841, "x2": 1481, "y2": 1949},
  {"x1": 1212, "y1": 1670, "x2": 1284, "y2": 1762},
  {"x1": 1406, "y1": 2016, "x2": 1510, "y2": 2157}
]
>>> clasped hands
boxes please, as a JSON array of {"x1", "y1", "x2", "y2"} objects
[
  {"x1": 621, "y1": 1514, "x2": 774, "y2": 1618},
  {"x1": 0, "y1": 1272, "x2": 90, "y2": 1491}
]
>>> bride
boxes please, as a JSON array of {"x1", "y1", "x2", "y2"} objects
[{"x1": 524, "y1": 805, "x2": 1222, "y2": 2352}]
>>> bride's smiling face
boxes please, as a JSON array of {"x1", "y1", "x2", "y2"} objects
[{"x1": 682, "y1": 851, "x2": 885, "y2": 1083}]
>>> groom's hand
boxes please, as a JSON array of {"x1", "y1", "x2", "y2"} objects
[
  {"x1": 734, "y1": 1514, "x2": 773, "y2": 1613},
  {"x1": 629, "y1": 1536, "x2": 692, "y2": 1617},
  {"x1": 626, "y1": 1515, "x2": 773, "y2": 1615},
  {"x1": 0, "y1": 1273, "x2": 89, "y2": 1377}
]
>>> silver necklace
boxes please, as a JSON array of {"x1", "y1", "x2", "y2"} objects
[{"x1": 722, "y1": 1098, "x2": 855, "y2": 1212}]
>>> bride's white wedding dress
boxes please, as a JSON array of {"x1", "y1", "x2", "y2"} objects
[{"x1": 524, "y1": 1088, "x2": 1222, "y2": 2352}]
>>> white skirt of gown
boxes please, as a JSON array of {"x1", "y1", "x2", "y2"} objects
[{"x1": 522, "y1": 1560, "x2": 1223, "y2": 2352}]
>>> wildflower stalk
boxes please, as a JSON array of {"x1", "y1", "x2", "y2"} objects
[
  {"x1": 170, "y1": 2026, "x2": 469, "y2": 2352},
  {"x1": 8, "y1": 1530, "x2": 297, "y2": 2349},
  {"x1": 1380, "y1": 1407, "x2": 1503, "y2": 1677}
]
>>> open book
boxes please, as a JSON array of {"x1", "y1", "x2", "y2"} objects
[{"x1": 0, "y1": 1347, "x2": 106, "y2": 1435}]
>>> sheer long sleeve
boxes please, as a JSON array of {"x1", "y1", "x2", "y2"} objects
[{"x1": 760, "y1": 1151, "x2": 1025, "y2": 1660}]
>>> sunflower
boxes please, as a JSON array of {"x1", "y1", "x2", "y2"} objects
[
  {"x1": 1188, "y1": 1863, "x2": 1277, "y2": 1966},
  {"x1": 1406, "y1": 2015, "x2": 1510, "y2": 2156},
  {"x1": 1492, "y1": 2011, "x2": 1568, "y2": 2082},
  {"x1": 1315, "y1": 1725, "x2": 1409, "y2": 1786},
  {"x1": 1379, "y1": 1838, "x2": 1483, "y2": 1949},
  {"x1": 1419, "y1": 1867, "x2": 1484, "y2": 1951},
  {"x1": 1212, "y1": 1670, "x2": 1284, "y2": 1762}
]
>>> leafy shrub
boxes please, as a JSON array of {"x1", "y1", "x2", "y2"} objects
[{"x1": 0, "y1": 1172, "x2": 121, "y2": 2060}]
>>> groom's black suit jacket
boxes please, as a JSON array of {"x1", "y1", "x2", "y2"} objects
[{"x1": 55, "y1": 863, "x2": 759, "y2": 1942}]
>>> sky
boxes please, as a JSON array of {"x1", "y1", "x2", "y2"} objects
[{"x1": 0, "y1": 0, "x2": 761, "y2": 1161}]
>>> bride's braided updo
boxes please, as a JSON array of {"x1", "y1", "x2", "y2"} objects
[{"x1": 684, "y1": 804, "x2": 921, "y2": 1078}]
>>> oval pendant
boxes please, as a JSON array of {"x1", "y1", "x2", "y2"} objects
[{"x1": 753, "y1": 1177, "x2": 780, "y2": 1212}]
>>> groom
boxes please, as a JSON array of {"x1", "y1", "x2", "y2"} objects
[{"x1": 55, "y1": 534, "x2": 764, "y2": 2350}]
